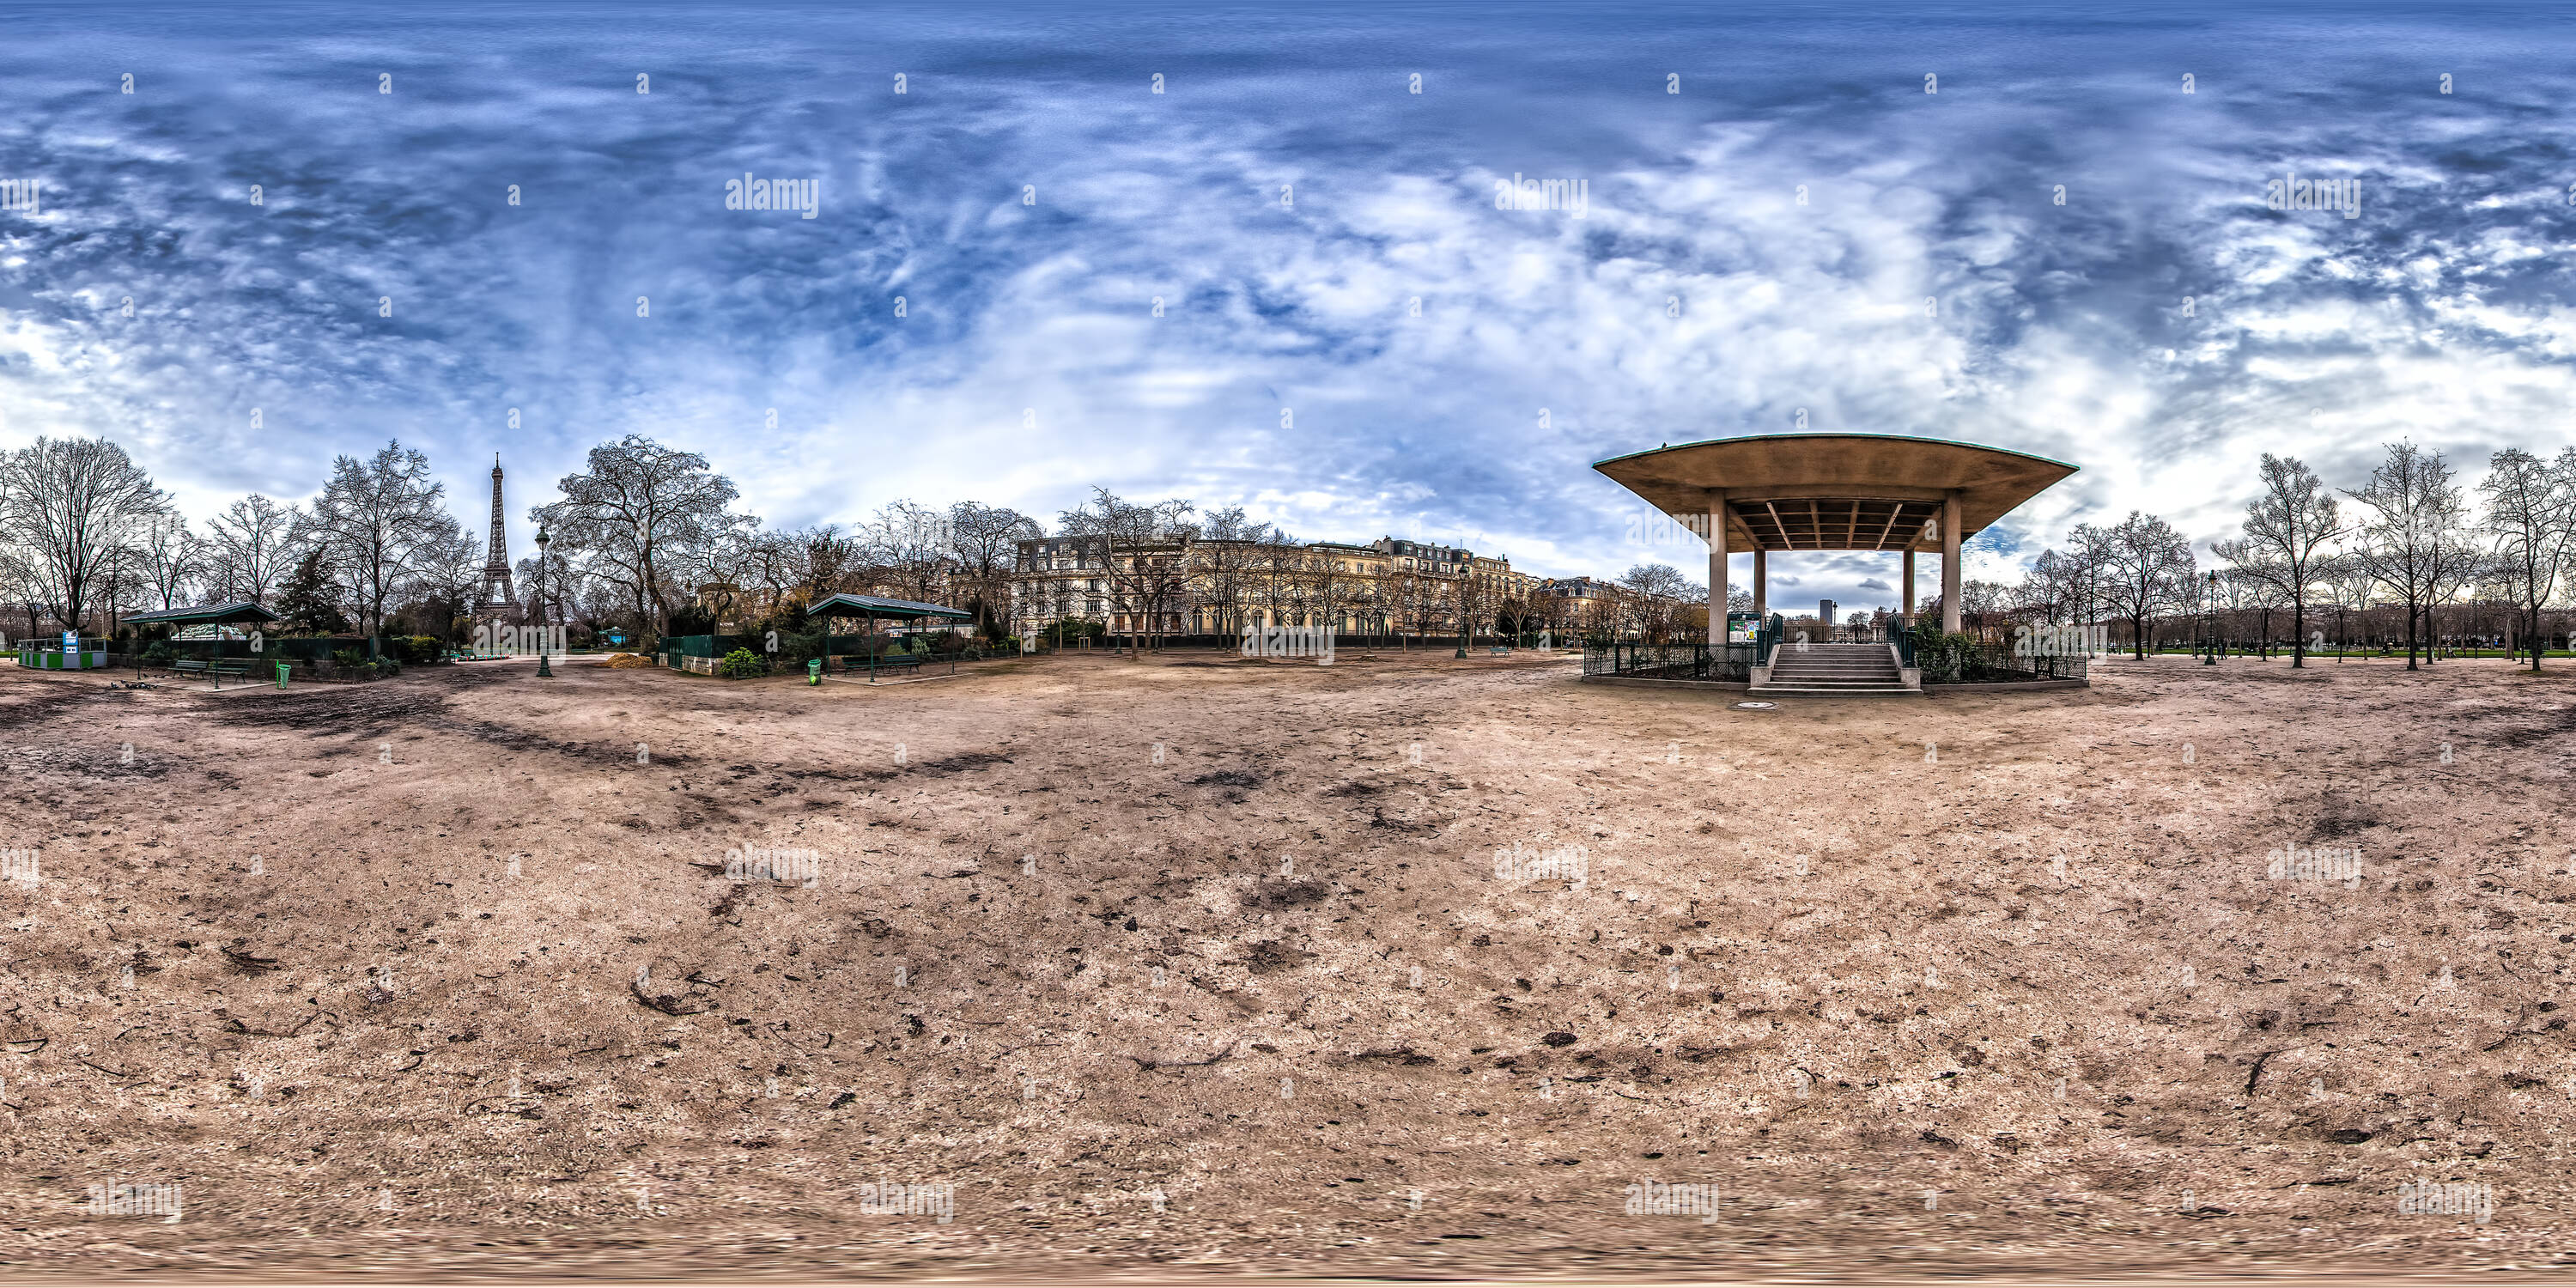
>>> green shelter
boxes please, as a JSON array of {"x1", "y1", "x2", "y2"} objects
[
  {"x1": 806, "y1": 592, "x2": 972, "y2": 671},
  {"x1": 124, "y1": 601, "x2": 286, "y2": 632}
]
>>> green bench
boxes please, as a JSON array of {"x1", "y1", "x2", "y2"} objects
[{"x1": 172, "y1": 658, "x2": 258, "y2": 688}]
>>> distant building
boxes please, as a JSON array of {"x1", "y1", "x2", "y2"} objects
[
  {"x1": 1009, "y1": 532, "x2": 1560, "y2": 641},
  {"x1": 1819, "y1": 598, "x2": 1837, "y2": 627}
]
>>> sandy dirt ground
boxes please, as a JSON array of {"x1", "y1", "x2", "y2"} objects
[{"x1": 2, "y1": 647, "x2": 2573, "y2": 1282}]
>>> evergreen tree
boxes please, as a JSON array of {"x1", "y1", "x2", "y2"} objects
[{"x1": 274, "y1": 549, "x2": 352, "y2": 635}]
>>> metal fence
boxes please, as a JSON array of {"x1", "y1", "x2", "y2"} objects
[
  {"x1": 150, "y1": 635, "x2": 375, "y2": 662},
  {"x1": 1583, "y1": 641, "x2": 1759, "y2": 683},
  {"x1": 1048, "y1": 632, "x2": 1544, "y2": 652},
  {"x1": 1910, "y1": 630, "x2": 2089, "y2": 683}
]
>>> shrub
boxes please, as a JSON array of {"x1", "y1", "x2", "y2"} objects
[
  {"x1": 764, "y1": 629, "x2": 832, "y2": 665},
  {"x1": 143, "y1": 641, "x2": 173, "y2": 665},
  {"x1": 1909, "y1": 627, "x2": 1984, "y2": 684},
  {"x1": 332, "y1": 648, "x2": 364, "y2": 667},
  {"x1": 718, "y1": 647, "x2": 765, "y2": 678}
]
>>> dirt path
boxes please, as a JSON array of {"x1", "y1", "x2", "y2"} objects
[{"x1": 0, "y1": 651, "x2": 2567, "y2": 1279}]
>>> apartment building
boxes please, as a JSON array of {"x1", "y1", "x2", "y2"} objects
[{"x1": 1011, "y1": 532, "x2": 1551, "y2": 641}]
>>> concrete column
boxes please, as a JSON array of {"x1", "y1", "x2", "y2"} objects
[
  {"x1": 1706, "y1": 490, "x2": 1728, "y2": 646},
  {"x1": 1941, "y1": 490, "x2": 1963, "y2": 634},
  {"x1": 1753, "y1": 549, "x2": 1767, "y2": 620},
  {"x1": 1901, "y1": 549, "x2": 1916, "y2": 617}
]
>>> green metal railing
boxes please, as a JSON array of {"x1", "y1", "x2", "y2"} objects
[{"x1": 1583, "y1": 641, "x2": 1759, "y2": 682}]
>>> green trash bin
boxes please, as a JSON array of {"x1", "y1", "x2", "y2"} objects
[
  {"x1": 275, "y1": 662, "x2": 291, "y2": 690},
  {"x1": 808, "y1": 659, "x2": 823, "y2": 685}
]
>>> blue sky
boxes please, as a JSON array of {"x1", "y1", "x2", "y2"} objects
[{"x1": 2, "y1": 1, "x2": 2573, "y2": 612}]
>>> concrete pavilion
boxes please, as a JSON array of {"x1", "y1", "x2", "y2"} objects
[{"x1": 1592, "y1": 433, "x2": 2078, "y2": 639}]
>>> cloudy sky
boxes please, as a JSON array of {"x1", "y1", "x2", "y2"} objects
[{"x1": 2, "y1": 0, "x2": 2572, "y2": 612}]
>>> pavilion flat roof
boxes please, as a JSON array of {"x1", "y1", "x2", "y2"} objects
[
  {"x1": 1592, "y1": 432, "x2": 2078, "y2": 552},
  {"x1": 807, "y1": 592, "x2": 972, "y2": 621},
  {"x1": 123, "y1": 600, "x2": 283, "y2": 627}
]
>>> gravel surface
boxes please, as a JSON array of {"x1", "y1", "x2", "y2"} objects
[{"x1": 0, "y1": 649, "x2": 2567, "y2": 1279}]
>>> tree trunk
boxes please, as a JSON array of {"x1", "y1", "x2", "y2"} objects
[
  {"x1": 2291, "y1": 597, "x2": 2305, "y2": 668},
  {"x1": 2405, "y1": 599, "x2": 2420, "y2": 671}
]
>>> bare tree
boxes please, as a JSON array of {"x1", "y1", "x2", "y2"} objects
[
  {"x1": 514, "y1": 537, "x2": 585, "y2": 634},
  {"x1": 0, "y1": 543, "x2": 46, "y2": 642},
  {"x1": 128, "y1": 516, "x2": 202, "y2": 611},
  {"x1": 2213, "y1": 453, "x2": 2343, "y2": 667},
  {"x1": 406, "y1": 519, "x2": 483, "y2": 644},
  {"x1": 2323, "y1": 553, "x2": 2375, "y2": 658},
  {"x1": 2219, "y1": 560, "x2": 2291, "y2": 656},
  {"x1": 794, "y1": 525, "x2": 866, "y2": 605},
  {"x1": 1619, "y1": 563, "x2": 1694, "y2": 643},
  {"x1": 1056, "y1": 487, "x2": 1194, "y2": 653},
  {"x1": 295, "y1": 440, "x2": 453, "y2": 648},
  {"x1": 858, "y1": 500, "x2": 951, "y2": 605},
  {"x1": 2067, "y1": 521, "x2": 2113, "y2": 631},
  {"x1": 1381, "y1": 561, "x2": 1437, "y2": 645},
  {"x1": 0, "y1": 436, "x2": 172, "y2": 638},
  {"x1": 2425, "y1": 527, "x2": 2486, "y2": 661},
  {"x1": 2479, "y1": 447, "x2": 2576, "y2": 671},
  {"x1": 204, "y1": 495, "x2": 301, "y2": 605},
  {"x1": 1189, "y1": 508, "x2": 1274, "y2": 641},
  {"x1": 671, "y1": 519, "x2": 771, "y2": 631},
  {"x1": 1299, "y1": 545, "x2": 1371, "y2": 643},
  {"x1": 1254, "y1": 532, "x2": 1306, "y2": 635},
  {"x1": 728, "y1": 526, "x2": 804, "y2": 622},
  {"x1": 535, "y1": 434, "x2": 747, "y2": 637},
  {"x1": 2343, "y1": 442, "x2": 2463, "y2": 670},
  {"x1": 2097, "y1": 511, "x2": 2197, "y2": 658},
  {"x1": 945, "y1": 501, "x2": 1041, "y2": 635}
]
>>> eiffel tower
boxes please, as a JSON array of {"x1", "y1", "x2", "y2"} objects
[{"x1": 477, "y1": 455, "x2": 521, "y2": 624}]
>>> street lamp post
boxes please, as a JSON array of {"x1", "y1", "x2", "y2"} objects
[
  {"x1": 2202, "y1": 570, "x2": 2219, "y2": 665},
  {"x1": 534, "y1": 528, "x2": 553, "y2": 678}
]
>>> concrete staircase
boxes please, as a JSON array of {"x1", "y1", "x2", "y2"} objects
[{"x1": 1752, "y1": 641, "x2": 1920, "y2": 696}]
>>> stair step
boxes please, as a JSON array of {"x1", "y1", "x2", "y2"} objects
[{"x1": 1750, "y1": 684, "x2": 1921, "y2": 696}]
